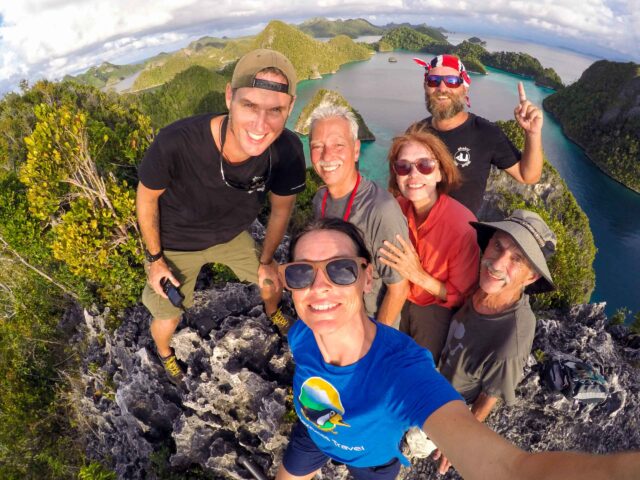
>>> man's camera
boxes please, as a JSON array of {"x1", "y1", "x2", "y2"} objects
[{"x1": 160, "y1": 278, "x2": 184, "y2": 308}]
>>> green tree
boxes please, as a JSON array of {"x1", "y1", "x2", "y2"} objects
[{"x1": 19, "y1": 103, "x2": 147, "y2": 307}]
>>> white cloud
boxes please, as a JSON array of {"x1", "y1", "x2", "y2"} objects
[{"x1": 0, "y1": 0, "x2": 638, "y2": 94}]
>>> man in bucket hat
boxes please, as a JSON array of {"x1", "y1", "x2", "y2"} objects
[
  {"x1": 430, "y1": 209, "x2": 555, "y2": 471},
  {"x1": 137, "y1": 49, "x2": 306, "y2": 385},
  {"x1": 411, "y1": 54, "x2": 544, "y2": 214}
]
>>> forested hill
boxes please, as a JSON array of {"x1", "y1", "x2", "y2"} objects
[
  {"x1": 543, "y1": 60, "x2": 640, "y2": 193},
  {"x1": 65, "y1": 20, "x2": 372, "y2": 93},
  {"x1": 297, "y1": 17, "x2": 383, "y2": 38}
]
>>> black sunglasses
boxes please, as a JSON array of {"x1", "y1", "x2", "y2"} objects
[
  {"x1": 220, "y1": 147, "x2": 271, "y2": 192},
  {"x1": 425, "y1": 74, "x2": 464, "y2": 88},
  {"x1": 279, "y1": 257, "x2": 368, "y2": 290},
  {"x1": 393, "y1": 158, "x2": 438, "y2": 176}
]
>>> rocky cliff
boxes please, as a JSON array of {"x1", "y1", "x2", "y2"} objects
[{"x1": 72, "y1": 224, "x2": 639, "y2": 479}]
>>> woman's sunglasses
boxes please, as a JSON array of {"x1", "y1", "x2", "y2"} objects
[
  {"x1": 279, "y1": 257, "x2": 368, "y2": 290},
  {"x1": 425, "y1": 74, "x2": 464, "y2": 89},
  {"x1": 392, "y1": 158, "x2": 437, "y2": 176}
]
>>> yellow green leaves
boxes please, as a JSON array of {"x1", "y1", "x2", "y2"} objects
[{"x1": 16, "y1": 94, "x2": 150, "y2": 309}]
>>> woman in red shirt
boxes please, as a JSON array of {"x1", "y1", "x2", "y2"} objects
[{"x1": 379, "y1": 125, "x2": 480, "y2": 363}]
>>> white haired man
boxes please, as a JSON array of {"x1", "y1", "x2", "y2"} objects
[{"x1": 309, "y1": 104, "x2": 409, "y2": 326}]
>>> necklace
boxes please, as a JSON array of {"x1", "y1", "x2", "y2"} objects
[{"x1": 218, "y1": 115, "x2": 271, "y2": 193}]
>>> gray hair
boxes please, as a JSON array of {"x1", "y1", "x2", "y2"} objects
[{"x1": 309, "y1": 103, "x2": 359, "y2": 141}]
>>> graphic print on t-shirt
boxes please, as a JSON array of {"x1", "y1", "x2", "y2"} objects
[
  {"x1": 454, "y1": 147, "x2": 471, "y2": 168},
  {"x1": 442, "y1": 319, "x2": 466, "y2": 367},
  {"x1": 299, "y1": 377, "x2": 350, "y2": 433}
]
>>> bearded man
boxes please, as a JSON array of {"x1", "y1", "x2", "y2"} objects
[{"x1": 413, "y1": 55, "x2": 544, "y2": 214}]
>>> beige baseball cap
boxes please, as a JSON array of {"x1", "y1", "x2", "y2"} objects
[{"x1": 231, "y1": 49, "x2": 297, "y2": 96}]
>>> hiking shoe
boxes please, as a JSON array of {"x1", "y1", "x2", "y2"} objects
[
  {"x1": 159, "y1": 348, "x2": 185, "y2": 386},
  {"x1": 270, "y1": 306, "x2": 293, "y2": 334}
]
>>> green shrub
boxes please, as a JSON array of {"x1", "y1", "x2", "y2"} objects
[
  {"x1": 78, "y1": 462, "x2": 117, "y2": 480},
  {"x1": 0, "y1": 252, "x2": 81, "y2": 479},
  {"x1": 609, "y1": 307, "x2": 630, "y2": 326}
]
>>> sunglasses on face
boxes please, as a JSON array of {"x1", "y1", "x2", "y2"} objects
[
  {"x1": 393, "y1": 158, "x2": 438, "y2": 176},
  {"x1": 425, "y1": 74, "x2": 464, "y2": 88},
  {"x1": 279, "y1": 257, "x2": 368, "y2": 290}
]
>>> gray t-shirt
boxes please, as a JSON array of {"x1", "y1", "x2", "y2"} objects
[
  {"x1": 438, "y1": 294, "x2": 536, "y2": 405},
  {"x1": 313, "y1": 177, "x2": 408, "y2": 317}
]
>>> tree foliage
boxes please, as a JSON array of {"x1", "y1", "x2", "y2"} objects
[
  {"x1": 543, "y1": 60, "x2": 640, "y2": 193},
  {"x1": 298, "y1": 17, "x2": 384, "y2": 38},
  {"x1": 0, "y1": 250, "x2": 81, "y2": 479},
  {"x1": 378, "y1": 26, "x2": 446, "y2": 51},
  {"x1": 137, "y1": 65, "x2": 228, "y2": 128},
  {"x1": 0, "y1": 81, "x2": 153, "y2": 309},
  {"x1": 18, "y1": 102, "x2": 149, "y2": 307}
]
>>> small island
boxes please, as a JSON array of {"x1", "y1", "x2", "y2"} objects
[
  {"x1": 543, "y1": 60, "x2": 640, "y2": 193},
  {"x1": 468, "y1": 36, "x2": 487, "y2": 46},
  {"x1": 295, "y1": 88, "x2": 375, "y2": 141}
]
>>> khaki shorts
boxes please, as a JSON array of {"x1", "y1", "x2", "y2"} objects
[{"x1": 142, "y1": 230, "x2": 259, "y2": 320}]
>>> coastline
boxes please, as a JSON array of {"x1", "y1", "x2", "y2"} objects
[{"x1": 543, "y1": 107, "x2": 640, "y2": 196}]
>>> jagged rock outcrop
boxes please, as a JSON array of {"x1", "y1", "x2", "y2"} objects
[
  {"x1": 294, "y1": 88, "x2": 376, "y2": 141},
  {"x1": 75, "y1": 271, "x2": 640, "y2": 479},
  {"x1": 71, "y1": 192, "x2": 628, "y2": 479}
]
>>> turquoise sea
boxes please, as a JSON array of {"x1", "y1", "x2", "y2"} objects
[{"x1": 286, "y1": 49, "x2": 640, "y2": 318}]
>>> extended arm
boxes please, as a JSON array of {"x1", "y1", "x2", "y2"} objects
[
  {"x1": 505, "y1": 82, "x2": 543, "y2": 184},
  {"x1": 136, "y1": 182, "x2": 176, "y2": 296},
  {"x1": 424, "y1": 401, "x2": 640, "y2": 480},
  {"x1": 376, "y1": 278, "x2": 409, "y2": 326}
]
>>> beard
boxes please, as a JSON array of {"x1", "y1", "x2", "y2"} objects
[{"x1": 426, "y1": 90, "x2": 466, "y2": 121}]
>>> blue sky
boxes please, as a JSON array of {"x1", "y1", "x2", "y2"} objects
[{"x1": 0, "y1": 1, "x2": 638, "y2": 95}]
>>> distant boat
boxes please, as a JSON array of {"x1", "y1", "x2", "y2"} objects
[{"x1": 388, "y1": 57, "x2": 397, "y2": 63}]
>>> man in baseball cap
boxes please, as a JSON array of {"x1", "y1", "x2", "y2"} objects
[
  {"x1": 137, "y1": 48, "x2": 306, "y2": 385},
  {"x1": 410, "y1": 54, "x2": 545, "y2": 215},
  {"x1": 433, "y1": 209, "x2": 556, "y2": 472}
]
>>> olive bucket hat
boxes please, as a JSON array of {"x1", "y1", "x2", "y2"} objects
[{"x1": 470, "y1": 209, "x2": 557, "y2": 294}]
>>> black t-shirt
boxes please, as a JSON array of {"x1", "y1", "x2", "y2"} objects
[
  {"x1": 138, "y1": 113, "x2": 306, "y2": 251},
  {"x1": 418, "y1": 113, "x2": 521, "y2": 214}
]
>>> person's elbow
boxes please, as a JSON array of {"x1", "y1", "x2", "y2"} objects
[{"x1": 521, "y1": 169, "x2": 542, "y2": 184}]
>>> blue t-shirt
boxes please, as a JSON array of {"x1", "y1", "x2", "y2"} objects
[{"x1": 288, "y1": 319, "x2": 462, "y2": 468}]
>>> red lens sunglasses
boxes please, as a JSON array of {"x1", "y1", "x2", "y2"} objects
[
  {"x1": 425, "y1": 74, "x2": 464, "y2": 88},
  {"x1": 393, "y1": 158, "x2": 438, "y2": 176}
]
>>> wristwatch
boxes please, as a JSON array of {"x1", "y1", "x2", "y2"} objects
[{"x1": 144, "y1": 248, "x2": 163, "y2": 263}]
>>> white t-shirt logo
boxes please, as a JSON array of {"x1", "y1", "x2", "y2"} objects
[{"x1": 454, "y1": 147, "x2": 471, "y2": 168}]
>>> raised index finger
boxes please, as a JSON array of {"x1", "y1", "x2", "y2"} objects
[{"x1": 518, "y1": 81, "x2": 527, "y2": 103}]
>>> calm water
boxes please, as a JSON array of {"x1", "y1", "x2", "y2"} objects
[
  {"x1": 444, "y1": 32, "x2": 598, "y2": 84},
  {"x1": 287, "y1": 50, "x2": 640, "y2": 317}
]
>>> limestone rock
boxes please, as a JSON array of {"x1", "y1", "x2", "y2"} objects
[{"x1": 294, "y1": 88, "x2": 376, "y2": 141}]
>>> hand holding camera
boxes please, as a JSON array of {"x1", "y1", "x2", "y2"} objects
[{"x1": 161, "y1": 277, "x2": 184, "y2": 308}]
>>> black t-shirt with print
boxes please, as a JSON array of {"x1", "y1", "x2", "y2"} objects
[
  {"x1": 138, "y1": 113, "x2": 306, "y2": 251},
  {"x1": 418, "y1": 113, "x2": 521, "y2": 214}
]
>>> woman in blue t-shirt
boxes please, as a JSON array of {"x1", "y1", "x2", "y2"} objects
[{"x1": 274, "y1": 217, "x2": 640, "y2": 480}]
